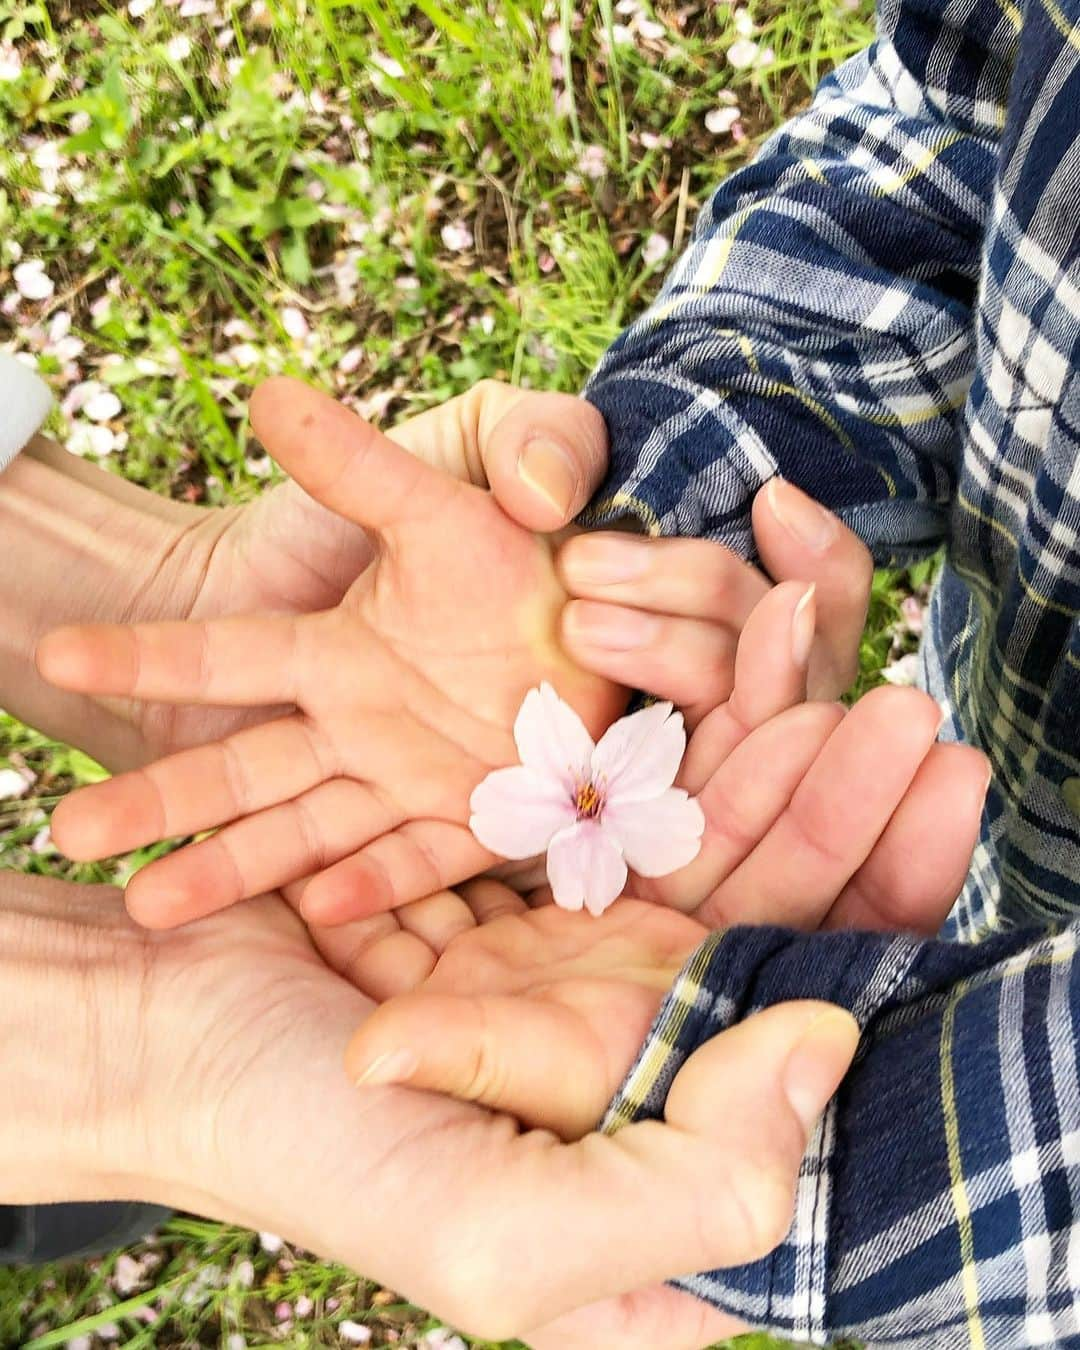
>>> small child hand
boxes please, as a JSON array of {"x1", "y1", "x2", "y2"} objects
[
  {"x1": 569, "y1": 574, "x2": 989, "y2": 934},
  {"x1": 35, "y1": 380, "x2": 774, "y2": 932},
  {"x1": 557, "y1": 475, "x2": 875, "y2": 714},
  {"x1": 346, "y1": 896, "x2": 708, "y2": 1138},
  {"x1": 341, "y1": 665, "x2": 986, "y2": 1139}
]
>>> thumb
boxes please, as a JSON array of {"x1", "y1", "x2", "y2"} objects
[
  {"x1": 345, "y1": 990, "x2": 650, "y2": 1139},
  {"x1": 752, "y1": 478, "x2": 874, "y2": 698},
  {"x1": 390, "y1": 380, "x2": 608, "y2": 531},
  {"x1": 480, "y1": 1000, "x2": 860, "y2": 1335},
  {"x1": 480, "y1": 387, "x2": 609, "y2": 531}
]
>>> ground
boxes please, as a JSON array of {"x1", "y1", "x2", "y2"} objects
[{"x1": 1, "y1": 0, "x2": 923, "y2": 1345}]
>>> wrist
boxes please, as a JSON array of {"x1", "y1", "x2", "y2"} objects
[
  {"x1": 0, "y1": 438, "x2": 233, "y2": 767},
  {"x1": 0, "y1": 875, "x2": 166, "y2": 1205}
]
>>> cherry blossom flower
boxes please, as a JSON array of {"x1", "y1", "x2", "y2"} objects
[
  {"x1": 440, "y1": 219, "x2": 473, "y2": 252},
  {"x1": 0, "y1": 42, "x2": 22, "y2": 81},
  {"x1": 705, "y1": 105, "x2": 742, "y2": 135},
  {"x1": 726, "y1": 36, "x2": 760, "y2": 68},
  {"x1": 83, "y1": 388, "x2": 122, "y2": 422},
  {"x1": 900, "y1": 594, "x2": 925, "y2": 636},
  {"x1": 882, "y1": 652, "x2": 921, "y2": 687},
  {"x1": 577, "y1": 143, "x2": 607, "y2": 179},
  {"x1": 0, "y1": 768, "x2": 31, "y2": 800},
  {"x1": 371, "y1": 52, "x2": 404, "y2": 79},
  {"x1": 166, "y1": 34, "x2": 192, "y2": 61},
  {"x1": 280, "y1": 305, "x2": 309, "y2": 340},
  {"x1": 642, "y1": 232, "x2": 670, "y2": 266},
  {"x1": 470, "y1": 684, "x2": 704, "y2": 916},
  {"x1": 13, "y1": 260, "x2": 54, "y2": 301}
]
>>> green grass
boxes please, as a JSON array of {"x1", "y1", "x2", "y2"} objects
[{"x1": 0, "y1": 0, "x2": 901, "y2": 1344}]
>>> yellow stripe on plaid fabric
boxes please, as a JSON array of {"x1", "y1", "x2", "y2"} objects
[
  {"x1": 993, "y1": 0, "x2": 1024, "y2": 32},
  {"x1": 940, "y1": 979, "x2": 987, "y2": 1350},
  {"x1": 602, "y1": 931, "x2": 726, "y2": 1135},
  {"x1": 871, "y1": 131, "x2": 965, "y2": 199},
  {"x1": 580, "y1": 491, "x2": 663, "y2": 537},
  {"x1": 1037, "y1": 0, "x2": 1080, "y2": 53}
]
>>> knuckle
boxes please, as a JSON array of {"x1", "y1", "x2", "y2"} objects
[
  {"x1": 719, "y1": 1156, "x2": 796, "y2": 1261},
  {"x1": 459, "y1": 1004, "x2": 509, "y2": 1106}
]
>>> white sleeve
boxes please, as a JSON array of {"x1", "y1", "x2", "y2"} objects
[{"x1": 0, "y1": 353, "x2": 53, "y2": 470}]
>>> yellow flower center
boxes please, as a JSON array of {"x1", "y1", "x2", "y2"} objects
[{"x1": 574, "y1": 781, "x2": 603, "y2": 819}]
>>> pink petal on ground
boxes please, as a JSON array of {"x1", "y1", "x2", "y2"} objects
[
  {"x1": 513, "y1": 682, "x2": 594, "y2": 789},
  {"x1": 469, "y1": 765, "x2": 576, "y2": 859},
  {"x1": 591, "y1": 701, "x2": 685, "y2": 801},
  {"x1": 604, "y1": 788, "x2": 705, "y2": 877},
  {"x1": 546, "y1": 819, "x2": 628, "y2": 916}
]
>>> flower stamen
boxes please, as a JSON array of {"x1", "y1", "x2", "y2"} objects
[{"x1": 574, "y1": 781, "x2": 603, "y2": 820}]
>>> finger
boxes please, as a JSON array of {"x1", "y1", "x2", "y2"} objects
[
  {"x1": 557, "y1": 533, "x2": 769, "y2": 623},
  {"x1": 37, "y1": 613, "x2": 309, "y2": 706},
  {"x1": 650, "y1": 702, "x2": 844, "y2": 911},
  {"x1": 389, "y1": 383, "x2": 610, "y2": 531},
  {"x1": 678, "y1": 581, "x2": 820, "y2": 795},
  {"x1": 825, "y1": 742, "x2": 990, "y2": 934},
  {"x1": 394, "y1": 888, "x2": 477, "y2": 949},
  {"x1": 347, "y1": 989, "x2": 640, "y2": 1139},
  {"x1": 452, "y1": 1001, "x2": 859, "y2": 1339},
  {"x1": 527, "y1": 1284, "x2": 747, "y2": 1350},
  {"x1": 561, "y1": 602, "x2": 736, "y2": 727},
  {"x1": 695, "y1": 686, "x2": 943, "y2": 929},
  {"x1": 457, "y1": 878, "x2": 529, "y2": 923},
  {"x1": 284, "y1": 880, "x2": 441, "y2": 1001},
  {"x1": 50, "y1": 715, "x2": 335, "y2": 861},
  {"x1": 677, "y1": 582, "x2": 818, "y2": 794},
  {"x1": 727, "y1": 579, "x2": 815, "y2": 726},
  {"x1": 123, "y1": 779, "x2": 396, "y2": 928},
  {"x1": 297, "y1": 820, "x2": 488, "y2": 925},
  {"x1": 250, "y1": 377, "x2": 465, "y2": 534},
  {"x1": 752, "y1": 478, "x2": 874, "y2": 698}
]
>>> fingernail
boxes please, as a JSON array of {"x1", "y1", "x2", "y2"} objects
[
  {"x1": 562, "y1": 535, "x2": 651, "y2": 586},
  {"x1": 517, "y1": 438, "x2": 578, "y2": 519},
  {"x1": 782, "y1": 1008, "x2": 860, "y2": 1135},
  {"x1": 564, "y1": 601, "x2": 659, "y2": 651},
  {"x1": 354, "y1": 1048, "x2": 418, "y2": 1088},
  {"x1": 790, "y1": 584, "x2": 816, "y2": 669},
  {"x1": 767, "y1": 479, "x2": 839, "y2": 554}
]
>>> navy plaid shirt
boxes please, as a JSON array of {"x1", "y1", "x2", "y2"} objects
[{"x1": 587, "y1": 0, "x2": 1080, "y2": 1344}]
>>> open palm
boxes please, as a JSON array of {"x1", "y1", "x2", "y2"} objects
[{"x1": 38, "y1": 381, "x2": 623, "y2": 929}]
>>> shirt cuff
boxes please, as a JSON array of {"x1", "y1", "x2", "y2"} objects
[
  {"x1": 0, "y1": 353, "x2": 53, "y2": 470},
  {"x1": 581, "y1": 362, "x2": 778, "y2": 554},
  {"x1": 598, "y1": 925, "x2": 923, "y2": 1344}
]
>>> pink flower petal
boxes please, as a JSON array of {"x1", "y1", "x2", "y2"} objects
[
  {"x1": 591, "y1": 701, "x2": 685, "y2": 801},
  {"x1": 546, "y1": 820, "x2": 627, "y2": 916},
  {"x1": 513, "y1": 682, "x2": 594, "y2": 790},
  {"x1": 604, "y1": 788, "x2": 705, "y2": 877},
  {"x1": 469, "y1": 765, "x2": 575, "y2": 859}
]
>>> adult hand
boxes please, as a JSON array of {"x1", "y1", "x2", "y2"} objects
[
  {"x1": 1, "y1": 872, "x2": 857, "y2": 1344},
  {"x1": 6, "y1": 382, "x2": 605, "y2": 770},
  {"x1": 558, "y1": 475, "x2": 874, "y2": 704}
]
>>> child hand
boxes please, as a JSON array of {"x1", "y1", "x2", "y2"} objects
[
  {"x1": 557, "y1": 475, "x2": 876, "y2": 713},
  {"x1": 36, "y1": 380, "x2": 756, "y2": 930},
  {"x1": 593, "y1": 575, "x2": 989, "y2": 934},
  {"x1": 342, "y1": 670, "x2": 988, "y2": 1138}
]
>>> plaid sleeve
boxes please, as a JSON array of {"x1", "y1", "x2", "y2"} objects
[
  {"x1": 582, "y1": 0, "x2": 1015, "y2": 566},
  {"x1": 601, "y1": 921, "x2": 1080, "y2": 1347}
]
